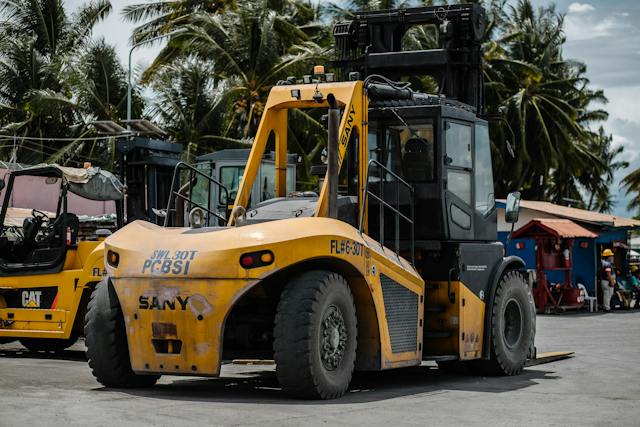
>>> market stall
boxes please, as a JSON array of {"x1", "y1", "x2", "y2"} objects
[{"x1": 512, "y1": 218, "x2": 598, "y2": 313}]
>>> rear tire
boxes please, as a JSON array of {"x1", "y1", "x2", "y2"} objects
[
  {"x1": 84, "y1": 279, "x2": 159, "y2": 388},
  {"x1": 20, "y1": 337, "x2": 77, "y2": 352},
  {"x1": 479, "y1": 270, "x2": 534, "y2": 376},
  {"x1": 273, "y1": 270, "x2": 357, "y2": 399}
]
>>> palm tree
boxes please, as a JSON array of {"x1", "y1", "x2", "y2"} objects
[
  {"x1": 122, "y1": 0, "x2": 235, "y2": 45},
  {"x1": 622, "y1": 168, "x2": 640, "y2": 217},
  {"x1": 123, "y1": 0, "x2": 324, "y2": 46},
  {"x1": 146, "y1": 3, "x2": 328, "y2": 140},
  {"x1": 149, "y1": 58, "x2": 245, "y2": 161},
  {"x1": 483, "y1": 0, "x2": 607, "y2": 202},
  {"x1": 73, "y1": 39, "x2": 143, "y2": 122},
  {"x1": 325, "y1": 0, "x2": 408, "y2": 19},
  {"x1": 0, "y1": 0, "x2": 113, "y2": 163}
]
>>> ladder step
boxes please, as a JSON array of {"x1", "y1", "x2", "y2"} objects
[
  {"x1": 424, "y1": 305, "x2": 446, "y2": 313},
  {"x1": 424, "y1": 331, "x2": 453, "y2": 339}
]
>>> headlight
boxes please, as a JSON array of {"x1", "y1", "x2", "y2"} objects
[{"x1": 107, "y1": 250, "x2": 120, "y2": 268}]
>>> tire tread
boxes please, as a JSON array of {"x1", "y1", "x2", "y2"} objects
[{"x1": 273, "y1": 270, "x2": 357, "y2": 399}]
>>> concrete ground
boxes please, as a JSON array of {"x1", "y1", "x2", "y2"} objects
[{"x1": 1, "y1": 311, "x2": 639, "y2": 427}]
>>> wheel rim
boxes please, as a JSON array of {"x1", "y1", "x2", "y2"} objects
[
  {"x1": 503, "y1": 298, "x2": 523, "y2": 350},
  {"x1": 320, "y1": 304, "x2": 347, "y2": 371}
]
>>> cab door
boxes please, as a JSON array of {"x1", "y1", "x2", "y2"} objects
[{"x1": 443, "y1": 119, "x2": 474, "y2": 240}]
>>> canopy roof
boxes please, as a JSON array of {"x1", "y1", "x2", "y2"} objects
[
  {"x1": 512, "y1": 218, "x2": 598, "y2": 239},
  {"x1": 498, "y1": 199, "x2": 640, "y2": 229},
  {"x1": 13, "y1": 164, "x2": 124, "y2": 201}
]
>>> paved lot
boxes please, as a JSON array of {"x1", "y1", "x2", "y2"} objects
[{"x1": 1, "y1": 310, "x2": 639, "y2": 426}]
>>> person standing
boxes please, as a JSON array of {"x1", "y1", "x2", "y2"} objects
[
  {"x1": 626, "y1": 266, "x2": 640, "y2": 308},
  {"x1": 599, "y1": 249, "x2": 616, "y2": 311}
]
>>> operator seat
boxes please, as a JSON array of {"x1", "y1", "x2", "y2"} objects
[
  {"x1": 47, "y1": 213, "x2": 80, "y2": 246},
  {"x1": 21, "y1": 216, "x2": 42, "y2": 250},
  {"x1": 402, "y1": 138, "x2": 432, "y2": 182},
  {"x1": 24, "y1": 213, "x2": 80, "y2": 265}
]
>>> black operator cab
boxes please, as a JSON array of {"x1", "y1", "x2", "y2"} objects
[{"x1": 367, "y1": 92, "x2": 496, "y2": 245}]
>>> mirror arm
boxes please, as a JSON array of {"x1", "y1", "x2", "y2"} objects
[{"x1": 505, "y1": 221, "x2": 516, "y2": 256}]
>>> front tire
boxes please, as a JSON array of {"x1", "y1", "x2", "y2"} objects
[
  {"x1": 273, "y1": 270, "x2": 357, "y2": 399},
  {"x1": 84, "y1": 279, "x2": 159, "y2": 388},
  {"x1": 481, "y1": 270, "x2": 535, "y2": 375}
]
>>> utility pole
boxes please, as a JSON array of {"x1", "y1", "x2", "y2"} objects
[{"x1": 127, "y1": 29, "x2": 187, "y2": 122}]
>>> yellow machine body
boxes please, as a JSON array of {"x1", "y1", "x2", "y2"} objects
[
  {"x1": 0, "y1": 241, "x2": 106, "y2": 340},
  {"x1": 105, "y1": 80, "x2": 488, "y2": 377}
]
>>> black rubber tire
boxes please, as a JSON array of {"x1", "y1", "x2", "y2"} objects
[
  {"x1": 20, "y1": 337, "x2": 77, "y2": 352},
  {"x1": 84, "y1": 278, "x2": 159, "y2": 388},
  {"x1": 273, "y1": 270, "x2": 357, "y2": 399},
  {"x1": 480, "y1": 270, "x2": 535, "y2": 376}
]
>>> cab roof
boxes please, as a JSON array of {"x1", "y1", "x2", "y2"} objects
[{"x1": 11, "y1": 164, "x2": 124, "y2": 201}]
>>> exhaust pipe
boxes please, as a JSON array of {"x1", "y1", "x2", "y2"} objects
[{"x1": 327, "y1": 93, "x2": 339, "y2": 219}]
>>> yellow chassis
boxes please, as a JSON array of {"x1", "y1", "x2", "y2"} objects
[
  {"x1": 105, "y1": 80, "x2": 487, "y2": 377},
  {"x1": 0, "y1": 241, "x2": 107, "y2": 340}
]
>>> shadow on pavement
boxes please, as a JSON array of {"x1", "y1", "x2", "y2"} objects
[
  {"x1": 0, "y1": 344, "x2": 86, "y2": 362},
  {"x1": 97, "y1": 364, "x2": 559, "y2": 405},
  {"x1": 538, "y1": 307, "x2": 640, "y2": 318}
]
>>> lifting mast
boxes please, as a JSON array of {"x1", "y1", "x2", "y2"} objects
[{"x1": 333, "y1": 3, "x2": 486, "y2": 113}]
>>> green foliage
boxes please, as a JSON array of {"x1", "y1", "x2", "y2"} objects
[
  {"x1": 622, "y1": 169, "x2": 640, "y2": 213},
  {"x1": 0, "y1": 0, "x2": 630, "y2": 213},
  {"x1": 73, "y1": 39, "x2": 143, "y2": 121},
  {"x1": 479, "y1": 0, "x2": 623, "y2": 209},
  {"x1": 0, "y1": 0, "x2": 132, "y2": 167},
  {"x1": 133, "y1": 0, "x2": 330, "y2": 166}
]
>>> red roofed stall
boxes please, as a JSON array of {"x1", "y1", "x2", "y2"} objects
[{"x1": 512, "y1": 219, "x2": 598, "y2": 313}]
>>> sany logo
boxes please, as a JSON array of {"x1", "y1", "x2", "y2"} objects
[{"x1": 22, "y1": 291, "x2": 42, "y2": 308}]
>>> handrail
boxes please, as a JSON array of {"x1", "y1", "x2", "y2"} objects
[
  {"x1": 359, "y1": 159, "x2": 415, "y2": 265},
  {"x1": 163, "y1": 161, "x2": 229, "y2": 227}
]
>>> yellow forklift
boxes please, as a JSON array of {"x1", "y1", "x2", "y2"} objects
[
  {"x1": 0, "y1": 165, "x2": 124, "y2": 351},
  {"x1": 0, "y1": 124, "x2": 183, "y2": 352},
  {"x1": 85, "y1": 3, "x2": 535, "y2": 398}
]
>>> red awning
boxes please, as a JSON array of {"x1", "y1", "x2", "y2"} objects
[{"x1": 512, "y1": 218, "x2": 598, "y2": 239}]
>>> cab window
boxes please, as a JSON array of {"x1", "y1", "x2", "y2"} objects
[
  {"x1": 367, "y1": 122, "x2": 435, "y2": 182},
  {"x1": 445, "y1": 121, "x2": 472, "y2": 205},
  {"x1": 445, "y1": 122, "x2": 472, "y2": 168},
  {"x1": 219, "y1": 166, "x2": 245, "y2": 204},
  {"x1": 474, "y1": 123, "x2": 495, "y2": 215},
  {"x1": 191, "y1": 162, "x2": 212, "y2": 208}
]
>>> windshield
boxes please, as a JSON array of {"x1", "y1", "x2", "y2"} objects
[
  {"x1": 368, "y1": 121, "x2": 435, "y2": 182},
  {"x1": 191, "y1": 162, "x2": 213, "y2": 210},
  {"x1": 220, "y1": 166, "x2": 245, "y2": 205},
  {"x1": 2, "y1": 175, "x2": 61, "y2": 230}
]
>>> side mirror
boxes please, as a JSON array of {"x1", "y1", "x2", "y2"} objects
[
  {"x1": 505, "y1": 191, "x2": 521, "y2": 224},
  {"x1": 0, "y1": 178, "x2": 4, "y2": 192}
]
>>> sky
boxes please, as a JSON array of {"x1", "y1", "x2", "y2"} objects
[{"x1": 64, "y1": 0, "x2": 640, "y2": 218}]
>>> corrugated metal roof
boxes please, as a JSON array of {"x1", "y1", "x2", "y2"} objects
[
  {"x1": 498, "y1": 199, "x2": 640, "y2": 229},
  {"x1": 512, "y1": 218, "x2": 599, "y2": 239}
]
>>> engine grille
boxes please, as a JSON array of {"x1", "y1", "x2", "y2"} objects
[{"x1": 380, "y1": 274, "x2": 419, "y2": 353}]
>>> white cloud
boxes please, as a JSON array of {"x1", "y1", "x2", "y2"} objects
[
  {"x1": 568, "y1": 3, "x2": 595, "y2": 14},
  {"x1": 65, "y1": 0, "x2": 162, "y2": 68},
  {"x1": 564, "y1": 14, "x2": 631, "y2": 41}
]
